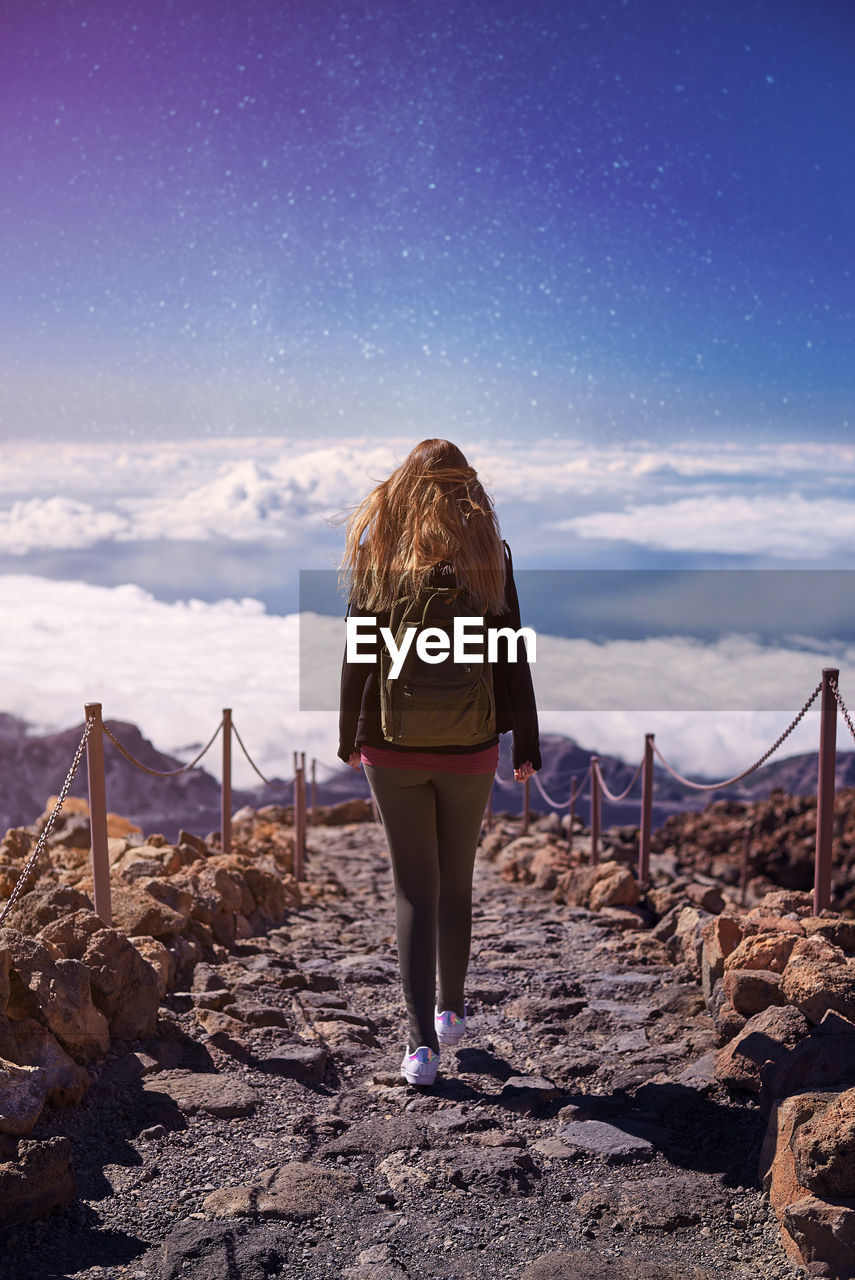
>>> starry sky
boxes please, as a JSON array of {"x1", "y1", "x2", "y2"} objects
[{"x1": 2, "y1": 0, "x2": 854, "y2": 443}]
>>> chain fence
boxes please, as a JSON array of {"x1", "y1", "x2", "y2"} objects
[
  {"x1": 0, "y1": 715, "x2": 97, "y2": 927},
  {"x1": 829, "y1": 674, "x2": 855, "y2": 747},
  {"x1": 102, "y1": 718, "x2": 223, "y2": 777},
  {"x1": 532, "y1": 764, "x2": 592, "y2": 809},
  {"x1": 230, "y1": 719, "x2": 293, "y2": 789},
  {"x1": 652, "y1": 679, "x2": 824, "y2": 792},
  {"x1": 592, "y1": 756, "x2": 645, "y2": 805}
]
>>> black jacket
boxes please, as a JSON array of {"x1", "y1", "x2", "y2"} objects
[{"x1": 337, "y1": 542, "x2": 541, "y2": 770}]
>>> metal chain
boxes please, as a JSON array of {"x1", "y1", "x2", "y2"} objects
[
  {"x1": 652, "y1": 679, "x2": 823, "y2": 791},
  {"x1": 829, "y1": 675, "x2": 855, "y2": 746},
  {"x1": 0, "y1": 716, "x2": 96, "y2": 927},
  {"x1": 593, "y1": 756, "x2": 644, "y2": 804},
  {"x1": 231, "y1": 719, "x2": 291, "y2": 788},
  {"x1": 102, "y1": 718, "x2": 223, "y2": 777},
  {"x1": 532, "y1": 764, "x2": 592, "y2": 809}
]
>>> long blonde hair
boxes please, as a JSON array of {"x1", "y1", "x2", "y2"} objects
[{"x1": 336, "y1": 439, "x2": 507, "y2": 613}]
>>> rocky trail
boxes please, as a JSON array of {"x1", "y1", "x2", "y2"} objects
[{"x1": 1, "y1": 816, "x2": 812, "y2": 1280}]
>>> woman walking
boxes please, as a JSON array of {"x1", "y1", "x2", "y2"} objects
[{"x1": 337, "y1": 439, "x2": 541, "y2": 1086}]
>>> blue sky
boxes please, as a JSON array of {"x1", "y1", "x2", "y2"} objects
[{"x1": 2, "y1": 0, "x2": 854, "y2": 443}]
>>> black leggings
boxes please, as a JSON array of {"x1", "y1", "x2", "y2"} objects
[{"x1": 362, "y1": 763, "x2": 495, "y2": 1054}]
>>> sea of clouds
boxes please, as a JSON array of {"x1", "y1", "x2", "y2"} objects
[{"x1": 1, "y1": 434, "x2": 853, "y2": 791}]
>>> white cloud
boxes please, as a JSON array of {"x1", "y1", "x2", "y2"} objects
[
  {"x1": 2, "y1": 576, "x2": 846, "y2": 799},
  {"x1": 553, "y1": 493, "x2": 855, "y2": 559},
  {"x1": 1, "y1": 436, "x2": 853, "y2": 561},
  {"x1": 0, "y1": 498, "x2": 130, "y2": 554}
]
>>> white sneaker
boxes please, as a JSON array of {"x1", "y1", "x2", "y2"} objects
[
  {"x1": 401, "y1": 1045, "x2": 439, "y2": 1086},
  {"x1": 435, "y1": 1008, "x2": 466, "y2": 1047}
]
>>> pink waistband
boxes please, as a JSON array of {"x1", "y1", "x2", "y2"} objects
[{"x1": 360, "y1": 742, "x2": 499, "y2": 773}]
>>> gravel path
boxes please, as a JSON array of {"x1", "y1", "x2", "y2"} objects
[{"x1": 2, "y1": 820, "x2": 809, "y2": 1280}]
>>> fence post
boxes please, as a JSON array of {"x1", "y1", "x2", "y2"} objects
[
  {"x1": 310, "y1": 758, "x2": 317, "y2": 826},
  {"x1": 293, "y1": 762, "x2": 305, "y2": 881},
  {"x1": 84, "y1": 702, "x2": 112, "y2": 926},
  {"x1": 522, "y1": 775, "x2": 530, "y2": 835},
  {"x1": 638, "y1": 734, "x2": 654, "y2": 886},
  {"x1": 814, "y1": 667, "x2": 839, "y2": 913},
  {"x1": 566, "y1": 775, "x2": 577, "y2": 856},
  {"x1": 590, "y1": 756, "x2": 601, "y2": 866},
  {"x1": 300, "y1": 752, "x2": 307, "y2": 861},
  {"x1": 221, "y1": 708, "x2": 232, "y2": 854}
]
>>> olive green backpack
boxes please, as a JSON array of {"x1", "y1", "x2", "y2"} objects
[{"x1": 379, "y1": 583, "x2": 496, "y2": 747}]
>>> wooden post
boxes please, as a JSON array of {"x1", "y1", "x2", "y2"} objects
[
  {"x1": 522, "y1": 775, "x2": 530, "y2": 835},
  {"x1": 638, "y1": 734, "x2": 654, "y2": 886},
  {"x1": 300, "y1": 752, "x2": 307, "y2": 862},
  {"x1": 221, "y1": 708, "x2": 232, "y2": 854},
  {"x1": 84, "y1": 702, "x2": 112, "y2": 926},
  {"x1": 590, "y1": 756, "x2": 601, "y2": 866},
  {"x1": 814, "y1": 667, "x2": 839, "y2": 913},
  {"x1": 310, "y1": 758, "x2": 317, "y2": 826},
  {"x1": 567, "y1": 776, "x2": 577, "y2": 856},
  {"x1": 293, "y1": 764, "x2": 305, "y2": 881}
]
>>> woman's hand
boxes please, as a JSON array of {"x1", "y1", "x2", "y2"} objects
[
  {"x1": 514, "y1": 761, "x2": 535, "y2": 781},
  {"x1": 347, "y1": 751, "x2": 362, "y2": 771}
]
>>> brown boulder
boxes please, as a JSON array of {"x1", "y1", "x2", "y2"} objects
[
  {"x1": 194, "y1": 862, "x2": 245, "y2": 916},
  {"x1": 9, "y1": 1019, "x2": 90, "y2": 1107},
  {"x1": 3, "y1": 886, "x2": 94, "y2": 937},
  {"x1": 81, "y1": 929, "x2": 161, "y2": 1041},
  {"x1": 781, "y1": 1194, "x2": 855, "y2": 1279},
  {"x1": 792, "y1": 1087, "x2": 855, "y2": 1197},
  {"x1": 684, "y1": 883, "x2": 725, "y2": 913},
  {"x1": 701, "y1": 913, "x2": 744, "y2": 1002},
  {"x1": 129, "y1": 936, "x2": 176, "y2": 998},
  {"x1": 497, "y1": 835, "x2": 552, "y2": 882},
  {"x1": 1, "y1": 928, "x2": 110, "y2": 1062},
  {"x1": 759, "y1": 1089, "x2": 837, "y2": 1218},
  {"x1": 36, "y1": 909, "x2": 107, "y2": 959},
  {"x1": 802, "y1": 916, "x2": 855, "y2": 954},
  {"x1": 673, "y1": 906, "x2": 713, "y2": 980},
  {"x1": 741, "y1": 914, "x2": 805, "y2": 937},
  {"x1": 723, "y1": 930, "x2": 797, "y2": 974},
  {"x1": 760, "y1": 1011, "x2": 855, "y2": 1103},
  {"x1": 589, "y1": 866, "x2": 641, "y2": 911},
  {"x1": 782, "y1": 952, "x2": 855, "y2": 1025},
  {"x1": 554, "y1": 860, "x2": 640, "y2": 911},
  {"x1": 722, "y1": 968, "x2": 786, "y2": 1017},
  {"x1": 714, "y1": 1003, "x2": 810, "y2": 1093},
  {"x1": 0, "y1": 1059, "x2": 46, "y2": 1135},
  {"x1": 138, "y1": 877, "x2": 194, "y2": 923},
  {"x1": 44, "y1": 961, "x2": 112, "y2": 1062},
  {"x1": 752, "y1": 889, "x2": 814, "y2": 917},
  {"x1": 0, "y1": 1136, "x2": 75, "y2": 1229},
  {"x1": 709, "y1": 988, "x2": 747, "y2": 1045},
  {"x1": 107, "y1": 882, "x2": 186, "y2": 941}
]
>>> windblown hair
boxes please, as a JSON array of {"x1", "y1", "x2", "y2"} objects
[{"x1": 335, "y1": 439, "x2": 507, "y2": 614}]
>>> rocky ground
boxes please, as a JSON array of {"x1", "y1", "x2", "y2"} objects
[{"x1": 0, "y1": 816, "x2": 812, "y2": 1280}]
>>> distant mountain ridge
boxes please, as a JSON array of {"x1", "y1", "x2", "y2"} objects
[{"x1": 1, "y1": 711, "x2": 852, "y2": 842}]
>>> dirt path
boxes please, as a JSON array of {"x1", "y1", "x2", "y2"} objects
[{"x1": 4, "y1": 820, "x2": 809, "y2": 1280}]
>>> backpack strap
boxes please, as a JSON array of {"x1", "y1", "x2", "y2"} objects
[{"x1": 502, "y1": 539, "x2": 513, "y2": 572}]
